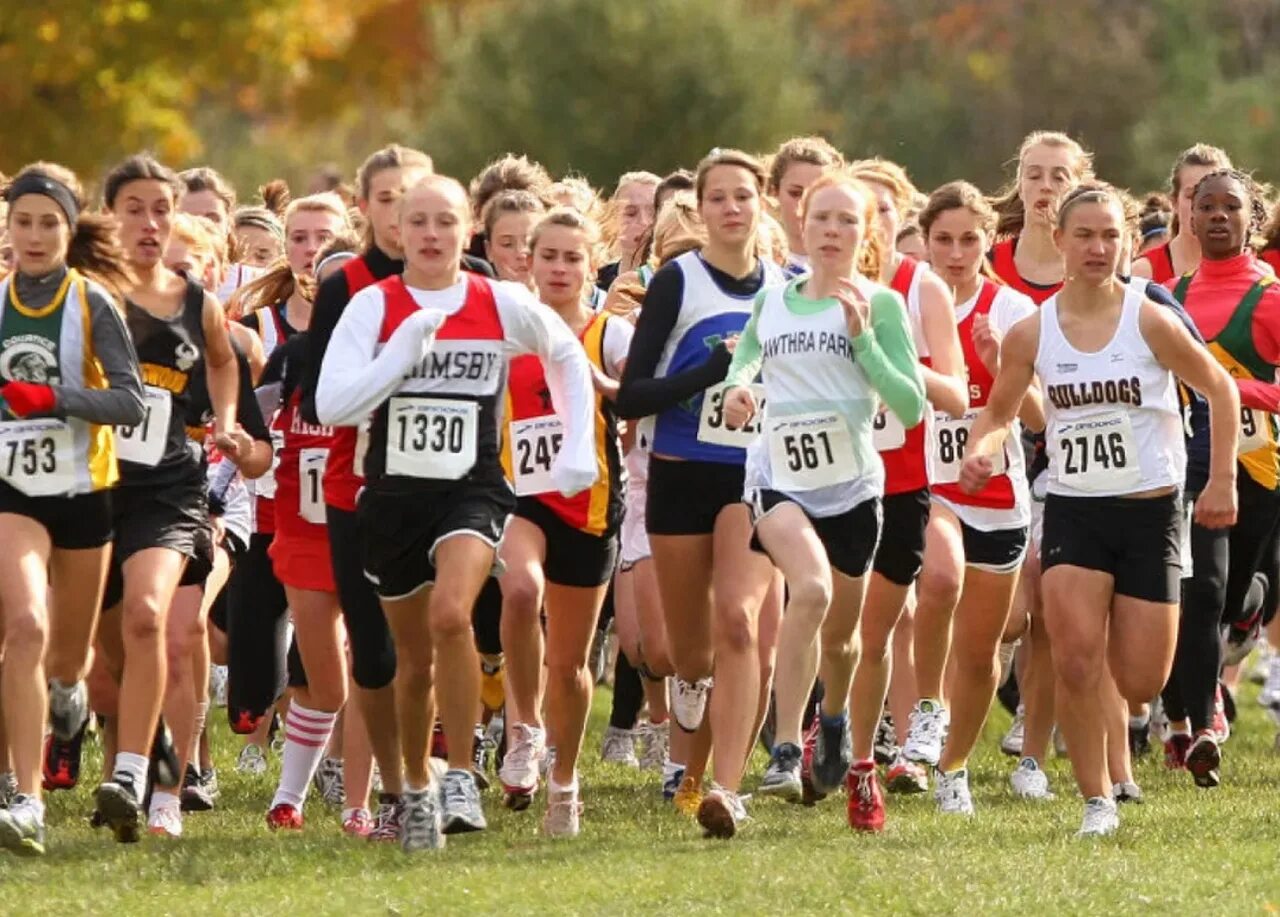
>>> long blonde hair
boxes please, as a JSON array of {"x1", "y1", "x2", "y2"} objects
[{"x1": 990, "y1": 131, "x2": 1094, "y2": 237}]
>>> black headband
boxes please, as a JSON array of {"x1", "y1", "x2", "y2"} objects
[{"x1": 5, "y1": 174, "x2": 79, "y2": 224}]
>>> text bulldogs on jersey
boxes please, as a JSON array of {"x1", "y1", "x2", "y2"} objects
[{"x1": 1046, "y1": 375, "x2": 1143, "y2": 410}]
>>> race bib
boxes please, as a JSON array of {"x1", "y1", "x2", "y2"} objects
[
  {"x1": 872, "y1": 408, "x2": 906, "y2": 452},
  {"x1": 932, "y1": 411, "x2": 1006, "y2": 486},
  {"x1": 698, "y1": 383, "x2": 766, "y2": 448},
  {"x1": 1239, "y1": 406, "x2": 1269, "y2": 454},
  {"x1": 115, "y1": 385, "x2": 171, "y2": 467},
  {"x1": 299, "y1": 447, "x2": 328, "y2": 524},
  {"x1": 385, "y1": 397, "x2": 477, "y2": 480},
  {"x1": 1053, "y1": 410, "x2": 1141, "y2": 493},
  {"x1": 0, "y1": 419, "x2": 75, "y2": 497},
  {"x1": 256, "y1": 430, "x2": 286, "y2": 500},
  {"x1": 511, "y1": 416, "x2": 564, "y2": 496},
  {"x1": 767, "y1": 411, "x2": 856, "y2": 492}
]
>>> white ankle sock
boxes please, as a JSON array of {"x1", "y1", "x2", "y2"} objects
[
  {"x1": 271, "y1": 703, "x2": 338, "y2": 809},
  {"x1": 113, "y1": 751, "x2": 149, "y2": 792}
]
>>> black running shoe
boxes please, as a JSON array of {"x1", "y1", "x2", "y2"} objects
[
  {"x1": 150, "y1": 720, "x2": 181, "y2": 790},
  {"x1": 180, "y1": 764, "x2": 217, "y2": 812},
  {"x1": 1128, "y1": 720, "x2": 1151, "y2": 758},
  {"x1": 95, "y1": 774, "x2": 142, "y2": 844}
]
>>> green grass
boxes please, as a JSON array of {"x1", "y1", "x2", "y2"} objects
[{"x1": 4, "y1": 677, "x2": 1280, "y2": 916}]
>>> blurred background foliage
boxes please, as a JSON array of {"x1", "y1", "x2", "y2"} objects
[{"x1": 3, "y1": 0, "x2": 1278, "y2": 198}]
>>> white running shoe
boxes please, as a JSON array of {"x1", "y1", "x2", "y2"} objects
[
  {"x1": 672, "y1": 677, "x2": 713, "y2": 732},
  {"x1": 147, "y1": 800, "x2": 183, "y2": 838},
  {"x1": 399, "y1": 788, "x2": 445, "y2": 852},
  {"x1": 1112, "y1": 781, "x2": 1143, "y2": 804},
  {"x1": 637, "y1": 719, "x2": 670, "y2": 771},
  {"x1": 697, "y1": 785, "x2": 748, "y2": 839},
  {"x1": 499, "y1": 723, "x2": 546, "y2": 796},
  {"x1": 1001, "y1": 705, "x2": 1025, "y2": 757},
  {"x1": 1078, "y1": 796, "x2": 1118, "y2": 837},
  {"x1": 1009, "y1": 757, "x2": 1054, "y2": 800},
  {"x1": 48, "y1": 679, "x2": 89, "y2": 742},
  {"x1": 312, "y1": 756, "x2": 345, "y2": 806},
  {"x1": 236, "y1": 743, "x2": 268, "y2": 776},
  {"x1": 934, "y1": 768, "x2": 974, "y2": 815},
  {"x1": 542, "y1": 784, "x2": 583, "y2": 838},
  {"x1": 440, "y1": 769, "x2": 486, "y2": 834},
  {"x1": 1260, "y1": 656, "x2": 1280, "y2": 708},
  {"x1": 903, "y1": 699, "x2": 948, "y2": 767},
  {"x1": 600, "y1": 726, "x2": 639, "y2": 767},
  {"x1": 209, "y1": 665, "x2": 229, "y2": 708}
]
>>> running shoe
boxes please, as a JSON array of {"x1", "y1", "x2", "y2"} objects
[
  {"x1": 147, "y1": 799, "x2": 183, "y2": 838},
  {"x1": 266, "y1": 802, "x2": 304, "y2": 831},
  {"x1": 400, "y1": 789, "x2": 445, "y2": 851},
  {"x1": 0, "y1": 796, "x2": 45, "y2": 856},
  {"x1": 471, "y1": 724, "x2": 493, "y2": 791},
  {"x1": 236, "y1": 743, "x2": 268, "y2": 776},
  {"x1": 180, "y1": 764, "x2": 218, "y2": 812},
  {"x1": 671, "y1": 676, "x2": 713, "y2": 732},
  {"x1": 812, "y1": 711, "x2": 853, "y2": 795},
  {"x1": 845, "y1": 761, "x2": 885, "y2": 833},
  {"x1": 600, "y1": 726, "x2": 639, "y2": 767},
  {"x1": 0, "y1": 772, "x2": 17, "y2": 808},
  {"x1": 441, "y1": 769, "x2": 486, "y2": 834},
  {"x1": 1077, "y1": 796, "x2": 1118, "y2": 837},
  {"x1": 48, "y1": 678, "x2": 89, "y2": 742},
  {"x1": 209, "y1": 664, "x2": 229, "y2": 708},
  {"x1": 543, "y1": 784, "x2": 583, "y2": 839},
  {"x1": 42, "y1": 724, "x2": 85, "y2": 792},
  {"x1": 1221, "y1": 614, "x2": 1262, "y2": 668},
  {"x1": 1009, "y1": 757, "x2": 1054, "y2": 800},
  {"x1": 150, "y1": 720, "x2": 182, "y2": 790},
  {"x1": 1214, "y1": 683, "x2": 1233, "y2": 741},
  {"x1": 313, "y1": 756, "x2": 345, "y2": 807},
  {"x1": 873, "y1": 711, "x2": 898, "y2": 765},
  {"x1": 903, "y1": 699, "x2": 948, "y2": 767},
  {"x1": 1112, "y1": 781, "x2": 1143, "y2": 804},
  {"x1": 799, "y1": 717, "x2": 826, "y2": 806},
  {"x1": 1164, "y1": 732, "x2": 1191, "y2": 770},
  {"x1": 758, "y1": 742, "x2": 803, "y2": 802},
  {"x1": 1000, "y1": 706, "x2": 1025, "y2": 757},
  {"x1": 229, "y1": 707, "x2": 264, "y2": 735},
  {"x1": 96, "y1": 774, "x2": 143, "y2": 843},
  {"x1": 638, "y1": 719, "x2": 670, "y2": 771},
  {"x1": 1128, "y1": 716, "x2": 1152, "y2": 758},
  {"x1": 697, "y1": 786, "x2": 748, "y2": 840},
  {"x1": 662, "y1": 763, "x2": 685, "y2": 801},
  {"x1": 368, "y1": 794, "x2": 403, "y2": 843},
  {"x1": 342, "y1": 808, "x2": 373, "y2": 838},
  {"x1": 934, "y1": 768, "x2": 974, "y2": 816},
  {"x1": 885, "y1": 753, "x2": 929, "y2": 794},
  {"x1": 1185, "y1": 731, "x2": 1222, "y2": 789},
  {"x1": 1259, "y1": 655, "x2": 1280, "y2": 708},
  {"x1": 499, "y1": 722, "x2": 546, "y2": 809},
  {"x1": 673, "y1": 775, "x2": 702, "y2": 817}
]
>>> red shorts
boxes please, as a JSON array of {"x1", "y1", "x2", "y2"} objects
[{"x1": 269, "y1": 528, "x2": 335, "y2": 593}]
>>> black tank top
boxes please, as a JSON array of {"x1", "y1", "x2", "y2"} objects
[{"x1": 118, "y1": 277, "x2": 206, "y2": 487}]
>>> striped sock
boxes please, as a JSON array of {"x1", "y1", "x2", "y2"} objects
[{"x1": 271, "y1": 703, "x2": 338, "y2": 809}]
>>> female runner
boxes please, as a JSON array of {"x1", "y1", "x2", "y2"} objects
[{"x1": 1132, "y1": 145, "x2": 1233, "y2": 284}]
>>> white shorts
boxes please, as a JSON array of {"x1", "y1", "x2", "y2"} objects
[{"x1": 619, "y1": 448, "x2": 651, "y2": 568}]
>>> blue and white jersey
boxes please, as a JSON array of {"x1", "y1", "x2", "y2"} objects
[{"x1": 651, "y1": 251, "x2": 782, "y2": 464}]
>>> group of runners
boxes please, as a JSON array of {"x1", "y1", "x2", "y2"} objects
[{"x1": 0, "y1": 128, "x2": 1278, "y2": 855}]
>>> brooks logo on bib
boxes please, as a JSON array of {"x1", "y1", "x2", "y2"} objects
[{"x1": 0, "y1": 418, "x2": 74, "y2": 496}]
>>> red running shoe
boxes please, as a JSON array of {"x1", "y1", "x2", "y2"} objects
[
  {"x1": 845, "y1": 760, "x2": 885, "y2": 833},
  {"x1": 1164, "y1": 732, "x2": 1191, "y2": 770},
  {"x1": 266, "y1": 803, "x2": 304, "y2": 831},
  {"x1": 1185, "y1": 730, "x2": 1222, "y2": 789},
  {"x1": 42, "y1": 727, "x2": 84, "y2": 792}
]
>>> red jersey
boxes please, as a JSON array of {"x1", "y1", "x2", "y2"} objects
[
  {"x1": 988, "y1": 238, "x2": 1062, "y2": 305},
  {"x1": 931, "y1": 280, "x2": 1016, "y2": 510},
  {"x1": 877, "y1": 256, "x2": 931, "y2": 495},
  {"x1": 271, "y1": 391, "x2": 335, "y2": 541},
  {"x1": 501, "y1": 311, "x2": 622, "y2": 536},
  {"x1": 1140, "y1": 242, "x2": 1177, "y2": 285}
]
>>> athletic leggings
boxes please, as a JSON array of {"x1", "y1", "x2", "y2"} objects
[
  {"x1": 225, "y1": 533, "x2": 290, "y2": 731},
  {"x1": 473, "y1": 577, "x2": 503, "y2": 656},
  {"x1": 610, "y1": 652, "x2": 645, "y2": 731},
  {"x1": 328, "y1": 505, "x2": 397, "y2": 690},
  {"x1": 1163, "y1": 473, "x2": 1280, "y2": 731}
]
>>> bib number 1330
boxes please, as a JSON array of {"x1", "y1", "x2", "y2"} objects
[{"x1": 386, "y1": 397, "x2": 478, "y2": 480}]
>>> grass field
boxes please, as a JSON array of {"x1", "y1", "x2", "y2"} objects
[{"x1": 3, "y1": 676, "x2": 1280, "y2": 916}]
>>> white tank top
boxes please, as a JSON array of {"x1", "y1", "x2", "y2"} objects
[
  {"x1": 1036, "y1": 284, "x2": 1185, "y2": 498},
  {"x1": 744, "y1": 276, "x2": 885, "y2": 517}
]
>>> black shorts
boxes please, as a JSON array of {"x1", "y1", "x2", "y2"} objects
[
  {"x1": 515, "y1": 496, "x2": 618, "y2": 588},
  {"x1": 871, "y1": 488, "x2": 930, "y2": 586},
  {"x1": 178, "y1": 520, "x2": 217, "y2": 587},
  {"x1": 103, "y1": 482, "x2": 207, "y2": 609},
  {"x1": 646, "y1": 457, "x2": 745, "y2": 537},
  {"x1": 749, "y1": 491, "x2": 881, "y2": 579},
  {"x1": 1040, "y1": 491, "x2": 1182, "y2": 603},
  {"x1": 959, "y1": 521, "x2": 1028, "y2": 574},
  {"x1": 0, "y1": 481, "x2": 112, "y2": 550},
  {"x1": 358, "y1": 483, "x2": 514, "y2": 600}
]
